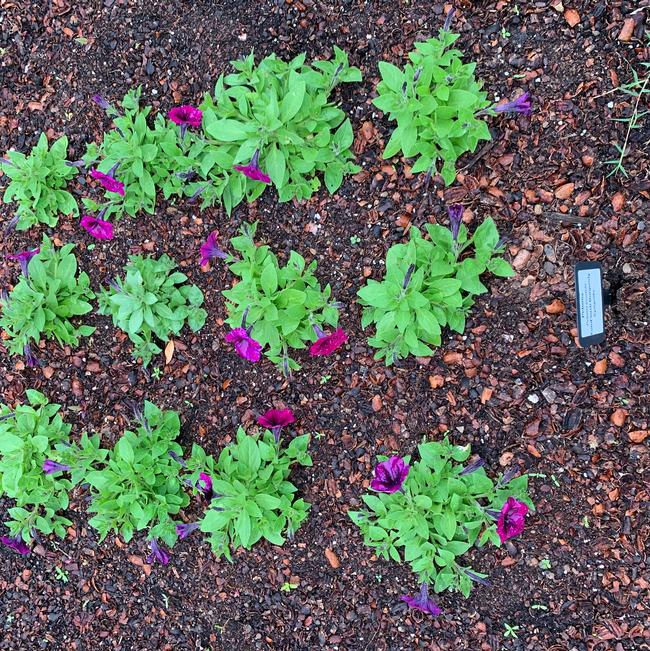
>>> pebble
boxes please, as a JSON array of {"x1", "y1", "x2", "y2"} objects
[{"x1": 527, "y1": 393, "x2": 540, "y2": 404}]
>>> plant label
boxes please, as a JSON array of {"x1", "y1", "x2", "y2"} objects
[{"x1": 575, "y1": 262, "x2": 605, "y2": 347}]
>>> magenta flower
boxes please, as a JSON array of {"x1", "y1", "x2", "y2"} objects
[
  {"x1": 447, "y1": 204, "x2": 463, "y2": 242},
  {"x1": 42, "y1": 460, "x2": 71, "y2": 475},
  {"x1": 90, "y1": 169, "x2": 125, "y2": 196},
  {"x1": 199, "y1": 230, "x2": 228, "y2": 267},
  {"x1": 169, "y1": 105, "x2": 202, "y2": 128},
  {"x1": 80, "y1": 215, "x2": 114, "y2": 240},
  {"x1": 309, "y1": 326, "x2": 348, "y2": 357},
  {"x1": 234, "y1": 149, "x2": 271, "y2": 184},
  {"x1": 496, "y1": 497, "x2": 529, "y2": 543},
  {"x1": 23, "y1": 343, "x2": 39, "y2": 368},
  {"x1": 146, "y1": 538, "x2": 170, "y2": 565},
  {"x1": 258, "y1": 408, "x2": 295, "y2": 442},
  {"x1": 493, "y1": 92, "x2": 532, "y2": 116},
  {"x1": 225, "y1": 327, "x2": 262, "y2": 362},
  {"x1": 401, "y1": 583, "x2": 442, "y2": 617},
  {"x1": 197, "y1": 472, "x2": 213, "y2": 500},
  {"x1": 1, "y1": 535, "x2": 30, "y2": 555},
  {"x1": 370, "y1": 456, "x2": 410, "y2": 494},
  {"x1": 176, "y1": 522, "x2": 200, "y2": 540},
  {"x1": 7, "y1": 248, "x2": 39, "y2": 277}
]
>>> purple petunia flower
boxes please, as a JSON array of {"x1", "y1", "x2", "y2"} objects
[
  {"x1": 168, "y1": 450, "x2": 186, "y2": 467},
  {"x1": 80, "y1": 214, "x2": 114, "y2": 240},
  {"x1": 7, "y1": 248, "x2": 40, "y2": 277},
  {"x1": 199, "y1": 230, "x2": 228, "y2": 267},
  {"x1": 23, "y1": 343, "x2": 39, "y2": 367},
  {"x1": 1, "y1": 535, "x2": 30, "y2": 555},
  {"x1": 465, "y1": 569, "x2": 490, "y2": 586},
  {"x1": 225, "y1": 327, "x2": 262, "y2": 362},
  {"x1": 42, "y1": 460, "x2": 71, "y2": 475},
  {"x1": 496, "y1": 497, "x2": 529, "y2": 543},
  {"x1": 92, "y1": 94, "x2": 112, "y2": 111},
  {"x1": 458, "y1": 457, "x2": 485, "y2": 476},
  {"x1": 90, "y1": 169, "x2": 125, "y2": 196},
  {"x1": 448, "y1": 204, "x2": 463, "y2": 242},
  {"x1": 146, "y1": 538, "x2": 170, "y2": 566},
  {"x1": 442, "y1": 7, "x2": 456, "y2": 32},
  {"x1": 197, "y1": 472, "x2": 213, "y2": 500},
  {"x1": 234, "y1": 149, "x2": 271, "y2": 184},
  {"x1": 370, "y1": 456, "x2": 410, "y2": 494},
  {"x1": 5, "y1": 214, "x2": 19, "y2": 233},
  {"x1": 169, "y1": 105, "x2": 203, "y2": 128},
  {"x1": 176, "y1": 522, "x2": 200, "y2": 540},
  {"x1": 309, "y1": 325, "x2": 348, "y2": 357},
  {"x1": 401, "y1": 583, "x2": 442, "y2": 617},
  {"x1": 258, "y1": 408, "x2": 295, "y2": 442},
  {"x1": 498, "y1": 467, "x2": 519, "y2": 486},
  {"x1": 402, "y1": 264, "x2": 415, "y2": 290},
  {"x1": 493, "y1": 92, "x2": 532, "y2": 116}
]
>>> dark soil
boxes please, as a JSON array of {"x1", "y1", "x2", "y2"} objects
[{"x1": 1, "y1": 1, "x2": 649, "y2": 650}]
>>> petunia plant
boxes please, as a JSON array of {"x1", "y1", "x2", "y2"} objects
[
  {"x1": 349, "y1": 437, "x2": 533, "y2": 598},
  {"x1": 357, "y1": 207, "x2": 513, "y2": 364},
  {"x1": 0, "y1": 391, "x2": 75, "y2": 549},
  {"x1": 0, "y1": 235, "x2": 96, "y2": 365},
  {"x1": 0, "y1": 133, "x2": 78, "y2": 230},
  {"x1": 198, "y1": 424, "x2": 312, "y2": 560},
  {"x1": 82, "y1": 88, "x2": 201, "y2": 222},
  {"x1": 61, "y1": 402, "x2": 195, "y2": 547},
  {"x1": 97, "y1": 253, "x2": 207, "y2": 366},
  {"x1": 189, "y1": 47, "x2": 361, "y2": 213},
  {"x1": 219, "y1": 223, "x2": 344, "y2": 372}
]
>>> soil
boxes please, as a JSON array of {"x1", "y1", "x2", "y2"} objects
[{"x1": 1, "y1": 1, "x2": 649, "y2": 650}]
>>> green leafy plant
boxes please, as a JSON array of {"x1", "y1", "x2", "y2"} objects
[
  {"x1": 97, "y1": 254, "x2": 207, "y2": 366},
  {"x1": 604, "y1": 60, "x2": 649, "y2": 177},
  {"x1": 83, "y1": 88, "x2": 195, "y2": 221},
  {"x1": 0, "y1": 391, "x2": 74, "y2": 543},
  {"x1": 357, "y1": 217, "x2": 513, "y2": 364},
  {"x1": 0, "y1": 236, "x2": 95, "y2": 361},
  {"x1": 0, "y1": 133, "x2": 78, "y2": 230},
  {"x1": 192, "y1": 48, "x2": 361, "y2": 213},
  {"x1": 200, "y1": 426, "x2": 312, "y2": 560},
  {"x1": 67, "y1": 402, "x2": 189, "y2": 546},
  {"x1": 349, "y1": 438, "x2": 533, "y2": 597},
  {"x1": 222, "y1": 222, "x2": 340, "y2": 371},
  {"x1": 373, "y1": 30, "x2": 491, "y2": 185}
]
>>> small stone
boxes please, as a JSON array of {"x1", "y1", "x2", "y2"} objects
[
  {"x1": 622, "y1": 263, "x2": 632, "y2": 274},
  {"x1": 541, "y1": 387, "x2": 557, "y2": 403},
  {"x1": 527, "y1": 394, "x2": 540, "y2": 404}
]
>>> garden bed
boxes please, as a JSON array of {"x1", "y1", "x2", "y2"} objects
[{"x1": 0, "y1": 1, "x2": 648, "y2": 650}]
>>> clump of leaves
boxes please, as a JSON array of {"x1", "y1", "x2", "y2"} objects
[
  {"x1": 221, "y1": 222, "x2": 341, "y2": 371},
  {"x1": 83, "y1": 88, "x2": 196, "y2": 221},
  {"x1": 98, "y1": 254, "x2": 207, "y2": 366},
  {"x1": 191, "y1": 48, "x2": 361, "y2": 213},
  {"x1": 0, "y1": 391, "x2": 74, "y2": 543},
  {"x1": 373, "y1": 30, "x2": 490, "y2": 185},
  {"x1": 71, "y1": 402, "x2": 189, "y2": 546},
  {"x1": 357, "y1": 217, "x2": 513, "y2": 365},
  {"x1": 1, "y1": 133, "x2": 78, "y2": 230},
  {"x1": 349, "y1": 438, "x2": 533, "y2": 597},
  {"x1": 200, "y1": 426, "x2": 312, "y2": 559},
  {"x1": 0, "y1": 235, "x2": 95, "y2": 361}
]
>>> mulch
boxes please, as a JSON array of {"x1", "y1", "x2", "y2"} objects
[{"x1": 0, "y1": 1, "x2": 648, "y2": 649}]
